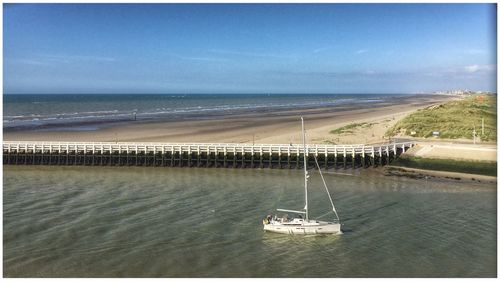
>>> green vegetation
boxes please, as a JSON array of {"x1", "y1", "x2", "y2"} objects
[
  {"x1": 391, "y1": 155, "x2": 497, "y2": 177},
  {"x1": 323, "y1": 140, "x2": 337, "y2": 145},
  {"x1": 385, "y1": 94, "x2": 497, "y2": 141},
  {"x1": 330, "y1": 122, "x2": 376, "y2": 134}
]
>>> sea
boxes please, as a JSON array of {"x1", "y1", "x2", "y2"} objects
[
  {"x1": 3, "y1": 166, "x2": 496, "y2": 277},
  {"x1": 4, "y1": 93, "x2": 398, "y2": 131}
]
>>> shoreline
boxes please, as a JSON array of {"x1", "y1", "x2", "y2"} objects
[
  {"x1": 385, "y1": 166, "x2": 497, "y2": 184},
  {"x1": 4, "y1": 94, "x2": 455, "y2": 144}
]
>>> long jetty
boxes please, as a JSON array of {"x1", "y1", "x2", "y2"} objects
[{"x1": 3, "y1": 141, "x2": 415, "y2": 169}]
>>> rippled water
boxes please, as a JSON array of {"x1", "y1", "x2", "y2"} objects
[
  {"x1": 4, "y1": 94, "x2": 393, "y2": 130},
  {"x1": 3, "y1": 166, "x2": 496, "y2": 277}
]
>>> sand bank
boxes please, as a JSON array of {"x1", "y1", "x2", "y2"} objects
[{"x1": 385, "y1": 166, "x2": 497, "y2": 184}]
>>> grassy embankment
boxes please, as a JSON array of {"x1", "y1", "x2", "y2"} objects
[
  {"x1": 390, "y1": 156, "x2": 497, "y2": 177},
  {"x1": 385, "y1": 94, "x2": 497, "y2": 176},
  {"x1": 385, "y1": 94, "x2": 496, "y2": 141}
]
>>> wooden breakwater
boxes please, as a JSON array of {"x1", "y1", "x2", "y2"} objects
[{"x1": 3, "y1": 141, "x2": 415, "y2": 169}]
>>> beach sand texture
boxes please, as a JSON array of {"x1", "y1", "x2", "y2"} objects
[{"x1": 406, "y1": 143, "x2": 497, "y2": 162}]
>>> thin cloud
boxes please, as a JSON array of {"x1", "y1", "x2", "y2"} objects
[
  {"x1": 356, "y1": 49, "x2": 368, "y2": 54},
  {"x1": 420, "y1": 64, "x2": 496, "y2": 77},
  {"x1": 312, "y1": 46, "x2": 331, "y2": 54},
  {"x1": 269, "y1": 64, "x2": 497, "y2": 80},
  {"x1": 29, "y1": 54, "x2": 117, "y2": 64},
  {"x1": 463, "y1": 64, "x2": 495, "y2": 73},
  {"x1": 465, "y1": 65, "x2": 480, "y2": 73},
  {"x1": 432, "y1": 64, "x2": 496, "y2": 75},
  {"x1": 208, "y1": 49, "x2": 297, "y2": 60},
  {"x1": 169, "y1": 54, "x2": 229, "y2": 62},
  {"x1": 6, "y1": 58, "x2": 48, "y2": 66},
  {"x1": 268, "y1": 69, "x2": 394, "y2": 79},
  {"x1": 239, "y1": 30, "x2": 272, "y2": 39},
  {"x1": 464, "y1": 49, "x2": 486, "y2": 54}
]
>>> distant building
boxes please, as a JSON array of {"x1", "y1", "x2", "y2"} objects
[{"x1": 432, "y1": 89, "x2": 494, "y2": 96}]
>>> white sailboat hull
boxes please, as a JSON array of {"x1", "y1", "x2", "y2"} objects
[{"x1": 263, "y1": 220, "x2": 342, "y2": 235}]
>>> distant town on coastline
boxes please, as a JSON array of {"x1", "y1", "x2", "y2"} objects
[{"x1": 432, "y1": 89, "x2": 496, "y2": 96}]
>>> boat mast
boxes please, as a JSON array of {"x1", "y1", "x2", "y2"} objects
[{"x1": 301, "y1": 116, "x2": 309, "y2": 221}]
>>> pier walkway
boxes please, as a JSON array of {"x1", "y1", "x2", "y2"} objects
[{"x1": 3, "y1": 141, "x2": 415, "y2": 169}]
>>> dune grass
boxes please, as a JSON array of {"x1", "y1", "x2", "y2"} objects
[
  {"x1": 330, "y1": 122, "x2": 376, "y2": 134},
  {"x1": 385, "y1": 94, "x2": 497, "y2": 141}
]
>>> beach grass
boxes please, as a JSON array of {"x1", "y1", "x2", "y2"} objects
[
  {"x1": 330, "y1": 122, "x2": 376, "y2": 134},
  {"x1": 385, "y1": 94, "x2": 497, "y2": 141},
  {"x1": 390, "y1": 155, "x2": 497, "y2": 177}
]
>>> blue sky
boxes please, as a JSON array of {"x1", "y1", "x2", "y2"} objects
[{"x1": 4, "y1": 4, "x2": 497, "y2": 94}]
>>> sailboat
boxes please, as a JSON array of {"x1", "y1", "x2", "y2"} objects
[{"x1": 262, "y1": 117, "x2": 342, "y2": 235}]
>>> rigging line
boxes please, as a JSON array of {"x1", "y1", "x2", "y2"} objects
[
  {"x1": 315, "y1": 211, "x2": 334, "y2": 220},
  {"x1": 313, "y1": 155, "x2": 341, "y2": 223}
]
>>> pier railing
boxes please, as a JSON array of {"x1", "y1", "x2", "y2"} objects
[{"x1": 3, "y1": 141, "x2": 416, "y2": 169}]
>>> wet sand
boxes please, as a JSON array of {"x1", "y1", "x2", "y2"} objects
[{"x1": 385, "y1": 166, "x2": 497, "y2": 184}]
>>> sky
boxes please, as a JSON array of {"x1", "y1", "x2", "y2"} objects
[{"x1": 3, "y1": 3, "x2": 497, "y2": 94}]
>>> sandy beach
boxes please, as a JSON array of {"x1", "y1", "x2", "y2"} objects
[{"x1": 4, "y1": 94, "x2": 456, "y2": 145}]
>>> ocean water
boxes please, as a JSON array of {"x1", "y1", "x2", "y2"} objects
[
  {"x1": 4, "y1": 94, "x2": 398, "y2": 131},
  {"x1": 3, "y1": 166, "x2": 496, "y2": 277}
]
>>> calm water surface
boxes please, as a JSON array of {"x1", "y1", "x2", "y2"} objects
[{"x1": 3, "y1": 166, "x2": 496, "y2": 277}]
